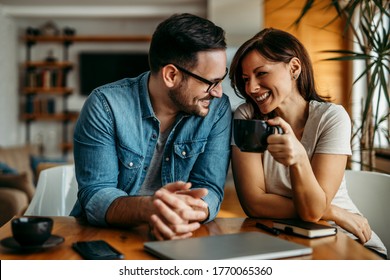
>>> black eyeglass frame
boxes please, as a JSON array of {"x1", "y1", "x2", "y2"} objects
[{"x1": 173, "y1": 64, "x2": 228, "y2": 93}]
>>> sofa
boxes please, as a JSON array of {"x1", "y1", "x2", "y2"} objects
[
  {"x1": 0, "y1": 145, "x2": 67, "y2": 227},
  {"x1": 0, "y1": 145, "x2": 38, "y2": 227}
]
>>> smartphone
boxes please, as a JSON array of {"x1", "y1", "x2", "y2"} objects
[{"x1": 72, "y1": 240, "x2": 124, "y2": 260}]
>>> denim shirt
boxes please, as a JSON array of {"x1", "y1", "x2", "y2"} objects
[{"x1": 70, "y1": 72, "x2": 232, "y2": 226}]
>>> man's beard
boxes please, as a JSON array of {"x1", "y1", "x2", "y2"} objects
[{"x1": 168, "y1": 85, "x2": 211, "y2": 117}]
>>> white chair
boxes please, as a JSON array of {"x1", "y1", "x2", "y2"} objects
[
  {"x1": 345, "y1": 170, "x2": 390, "y2": 258},
  {"x1": 24, "y1": 164, "x2": 78, "y2": 216}
]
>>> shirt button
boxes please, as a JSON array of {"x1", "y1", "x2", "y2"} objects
[
  {"x1": 165, "y1": 157, "x2": 170, "y2": 161},
  {"x1": 129, "y1": 162, "x2": 133, "y2": 167},
  {"x1": 152, "y1": 134, "x2": 157, "y2": 139},
  {"x1": 182, "y1": 151, "x2": 186, "y2": 156}
]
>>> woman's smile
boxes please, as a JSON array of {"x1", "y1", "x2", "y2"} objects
[{"x1": 254, "y1": 91, "x2": 270, "y2": 103}]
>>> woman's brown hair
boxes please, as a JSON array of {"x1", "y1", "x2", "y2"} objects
[{"x1": 229, "y1": 28, "x2": 327, "y2": 119}]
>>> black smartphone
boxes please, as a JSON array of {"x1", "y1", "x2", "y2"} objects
[{"x1": 72, "y1": 240, "x2": 124, "y2": 260}]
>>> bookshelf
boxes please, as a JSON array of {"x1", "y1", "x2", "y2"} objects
[
  {"x1": 21, "y1": 34, "x2": 151, "y2": 157},
  {"x1": 21, "y1": 35, "x2": 76, "y2": 156}
]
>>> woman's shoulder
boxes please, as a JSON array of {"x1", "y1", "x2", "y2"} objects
[
  {"x1": 308, "y1": 100, "x2": 351, "y2": 134},
  {"x1": 233, "y1": 102, "x2": 254, "y2": 119},
  {"x1": 309, "y1": 100, "x2": 349, "y2": 119}
]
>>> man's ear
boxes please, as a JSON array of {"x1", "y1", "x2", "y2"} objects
[
  {"x1": 289, "y1": 57, "x2": 301, "y2": 79},
  {"x1": 161, "y1": 64, "x2": 180, "y2": 88}
]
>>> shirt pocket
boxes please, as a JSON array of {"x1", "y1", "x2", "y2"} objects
[
  {"x1": 174, "y1": 139, "x2": 207, "y2": 159},
  {"x1": 117, "y1": 144, "x2": 144, "y2": 193}
]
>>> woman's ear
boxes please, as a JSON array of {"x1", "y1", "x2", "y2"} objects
[
  {"x1": 290, "y1": 57, "x2": 301, "y2": 80},
  {"x1": 161, "y1": 64, "x2": 180, "y2": 88}
]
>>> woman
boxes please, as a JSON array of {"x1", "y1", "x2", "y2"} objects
[{"x1": 229, "y1": 28, "x2": 386, "y2": 258}]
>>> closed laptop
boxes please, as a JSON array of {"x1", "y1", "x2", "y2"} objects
[{"x1": 144, "y1": 231, "x2": 312, "y2": 260}]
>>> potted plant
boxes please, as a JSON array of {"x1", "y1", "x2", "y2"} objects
[{"x1": 293, "y1": 0, "x2": 389, "y2": 171}]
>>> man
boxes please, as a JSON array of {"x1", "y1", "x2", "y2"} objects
[{"x1": 70, "y1": 13, "x2": 232, "y2": 240}]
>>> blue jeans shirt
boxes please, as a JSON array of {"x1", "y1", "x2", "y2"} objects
[{"x1": 70, "y1": 72, "x2": 232, "y2": 226}]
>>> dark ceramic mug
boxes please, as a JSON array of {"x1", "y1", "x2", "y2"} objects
[
  {"x1": 11, "y1": 217, "x2": 53, "y2": 246},
  {"x1": 233, "y1": 119, "x2": 283, "y2": 153}
]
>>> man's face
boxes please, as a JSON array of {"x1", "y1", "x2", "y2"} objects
[{"x1": 169, "y1": 50, "x2": 227, "y2": 117}]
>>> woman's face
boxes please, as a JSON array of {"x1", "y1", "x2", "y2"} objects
[{"x1": 241, "y1": 50, "x2": 296, "y2": 115}]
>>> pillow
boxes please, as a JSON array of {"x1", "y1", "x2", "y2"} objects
[
  {"x1": 0, "y1": 162, "x2": 18, "y2": 174},
  {"x1": 0, "y1": 145, "x2": 39, "y2": 187},
  {"x1": 0, "y1": 173, "x2": 35, "y2": 201}
]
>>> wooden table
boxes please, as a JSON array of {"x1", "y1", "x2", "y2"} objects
[{"x1": 0, "y1": 216, "x2": 381, "y2": 260}]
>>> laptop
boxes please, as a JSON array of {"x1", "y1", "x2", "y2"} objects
[{"x1": 144, "y1": 231, "x2": 312, "y2": 260}]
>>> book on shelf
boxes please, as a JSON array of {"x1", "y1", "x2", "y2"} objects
[
  {"x1": 24, "y1": 97, "x2": 34, "y2": 114},
  {"x1": 42, "y1": 69, "x2": 51, "y2": 88},
  {"x1": 25, "y1": 68, "x2": 64, "y2": 88},
  {"x1": 26, "y1": 71, "x2": 37, "y2": 87},
  {"x1": 272, "y1": 219, "x2": 337, "y2": 238},
  {"x1": 47, "y1": 98, "x2": 56, "y2": 114},
  {"x1": 24, "y1": 97, "x2": 56, "y2": 115}
]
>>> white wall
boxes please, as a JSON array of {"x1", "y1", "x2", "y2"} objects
[
  {"x1": 208, "y1": 0, "x2": 262, "y2": 47},
  {"x1": 0, "y1": 6, "x2": 22, "y2": 146},
  {"x1": 208, "y1": 0, "x2": 263, "y2": 111}
]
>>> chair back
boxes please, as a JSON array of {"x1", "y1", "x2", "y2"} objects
[
  {"x1": 24, "y1": 164, "x2": 77, "y2": 216},
  {"x1": 345, "y1": 170, "x2": 390, "y2": 256}
]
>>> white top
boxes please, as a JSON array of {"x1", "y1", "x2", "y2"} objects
[{"x1": 233, "y1": 100, "x2": 387, "y2": 256}]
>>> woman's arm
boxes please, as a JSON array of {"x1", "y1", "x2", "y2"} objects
[
  {"x1": 233, "y1": 116, "x2": 347, "y2": 222},
  {"x1": 323, "y1": 205, "x2": 372, "y2": 243},
  {"x1": 267, "y1": 117, "x2": 347, "y2": 222},
  {"x1": 232, "y1": 103, "x2": 350, "y2": 222},
  {"x1": 291, "y1": 152, "x2": 347, "y2": 221},
  {"x1": 231, "y1": 146, "x2": 297, "y2": 218},
  {"x1": 233, "y1": 140, "x2": 371, "y2": 243}
]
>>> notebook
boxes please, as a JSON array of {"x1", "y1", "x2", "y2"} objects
[
  {"x1": 273, "y1": 219, "x2": 337, "y2": 238},
  {"x1": 144, "y1": 231, "x2": 312, "y2": 260}
]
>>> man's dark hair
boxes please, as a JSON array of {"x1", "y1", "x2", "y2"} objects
[{"x1": 149, "y1": 13, "x2": 226, "y2": 73}]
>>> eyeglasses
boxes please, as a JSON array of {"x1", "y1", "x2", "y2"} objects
[{"x1": 173, "y1": 64, "x2": 228, "y2": 93}]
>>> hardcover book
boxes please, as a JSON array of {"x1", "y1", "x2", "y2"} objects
[{"x1": 272, "y1": 219, "x2": 337, "y2": 238}]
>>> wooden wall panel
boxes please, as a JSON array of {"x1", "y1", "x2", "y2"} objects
[{"x1": 264, "y1": 0, "x2": 351, "y2": 110}]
